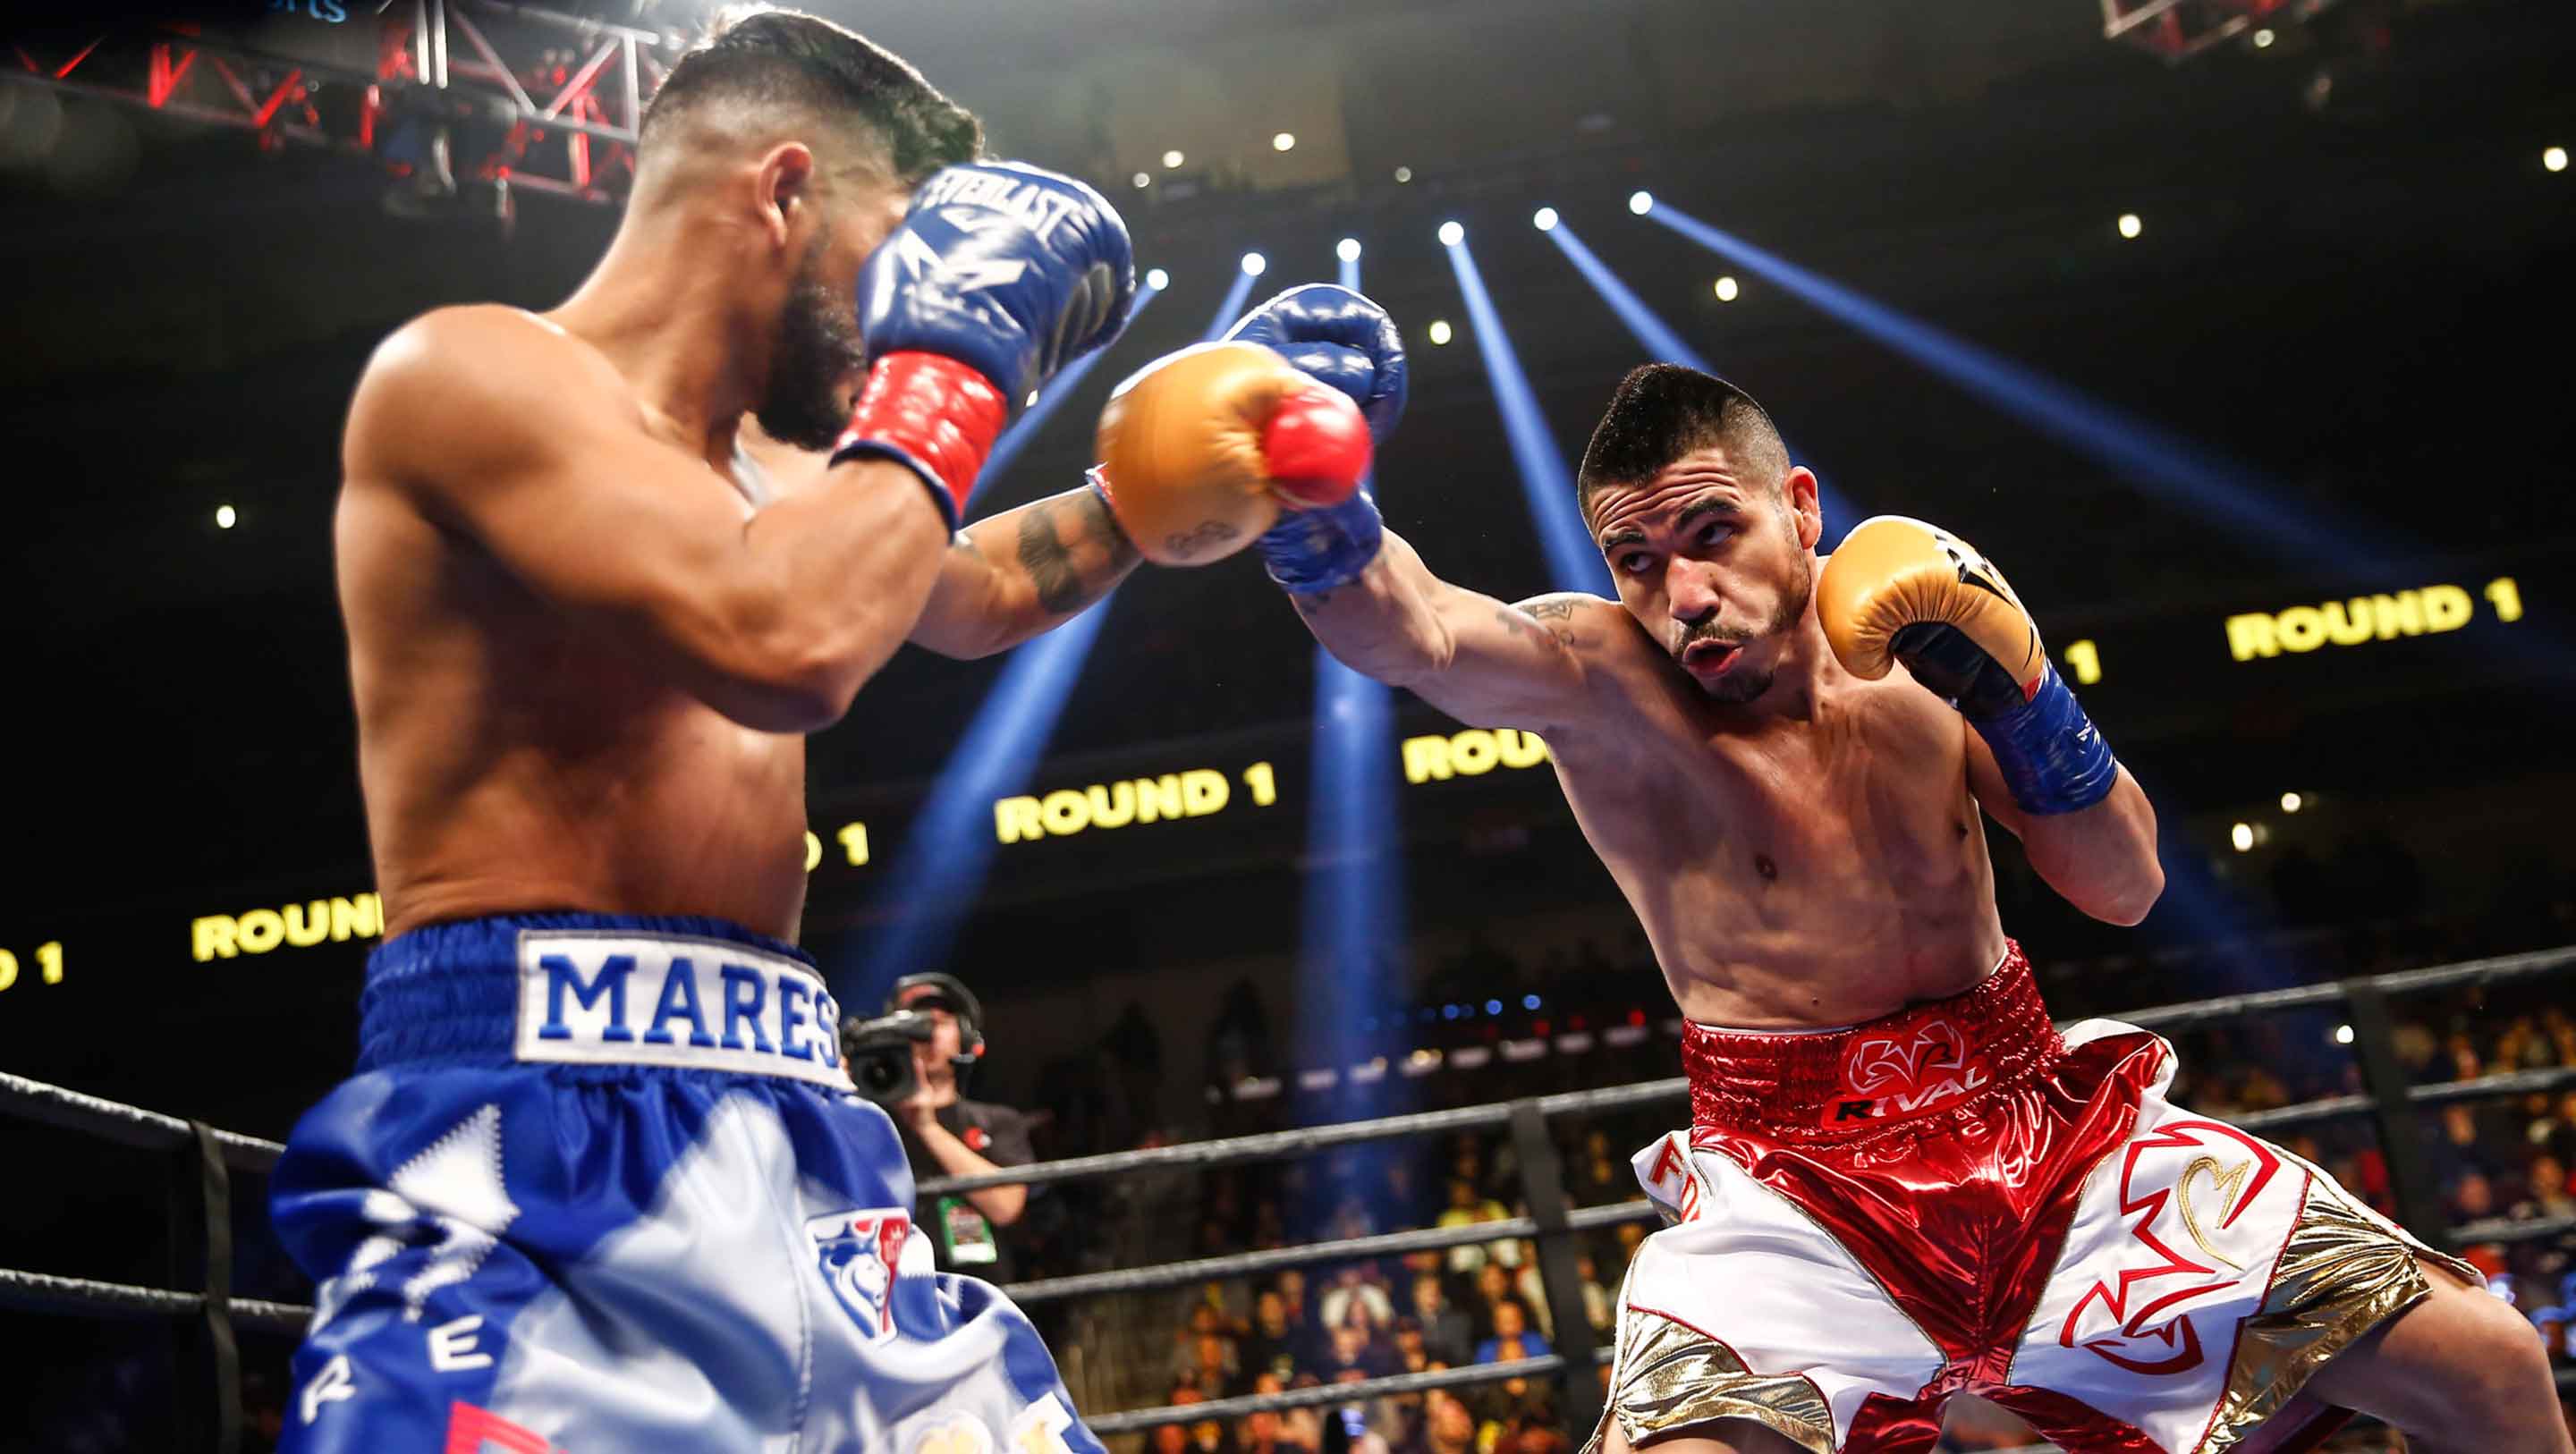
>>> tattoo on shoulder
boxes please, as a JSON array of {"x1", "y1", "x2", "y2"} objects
[
  {"x1": 1524, "y1": 596, "x2": 1581, "y2": 621},
  {"x1": 1018, "y1": 488, "x2": 1141, "y2": 615}
]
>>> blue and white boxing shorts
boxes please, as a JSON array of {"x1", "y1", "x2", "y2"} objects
[{"x1": 271, "y1": 912, "x2": 1099, "y2": 1454}]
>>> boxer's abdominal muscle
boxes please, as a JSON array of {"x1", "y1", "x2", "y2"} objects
[
  {"x1": 342, "y1": 479, "x2": 815, "y2": 944},
  {"x1": 1548, "y1": 633, "x2": 2011, "y2": 1031}
]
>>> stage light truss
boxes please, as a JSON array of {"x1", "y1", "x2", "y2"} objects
[
  {"x1": 2099, "y1": 0, "x2": 2340, "y2": 62},
  {"x1": 2, "y1": 0, "x2": 679, "y2": 205}
]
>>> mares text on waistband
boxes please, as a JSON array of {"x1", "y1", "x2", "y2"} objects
[{"x1": 513, "y1": 931, "x2": 852, "y2": 1091}]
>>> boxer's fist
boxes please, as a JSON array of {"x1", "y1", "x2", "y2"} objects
[
  {"x1": 836, "y1": 163, "x2": 1134, "y2": 527},
  {"x1": 1818, "y1": 515, "x2": 2045, "y2": 717},
  {"x1": 1223, "y1": 284, "x2": 1408, "y2": 443},
  {"x1": 855, "y1": 162, "x2": 1133, "y2": 402},
  {"x1": 1820, "y1": 515, "x2": 2119, "y2": 815},
  {"x1": 1092, "y1": 342, "x2": 1372, "y2": 566}
]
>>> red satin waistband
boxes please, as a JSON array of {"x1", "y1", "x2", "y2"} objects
[{"x1": 1680, "y1": 941, "x2": 2063, "y2": 1141}]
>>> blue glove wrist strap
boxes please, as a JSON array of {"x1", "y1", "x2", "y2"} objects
[
  {"x1": 1258, "y1": 493, "x2": 1384, "y2": 594},
  {"x1": 1970, "y1": 662, "x2": 2119, "y2": 816}
]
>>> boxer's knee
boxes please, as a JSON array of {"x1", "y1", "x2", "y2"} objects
[{"x1": 2308, "y1": 1257, "x2": 2569, "y2": 1453}]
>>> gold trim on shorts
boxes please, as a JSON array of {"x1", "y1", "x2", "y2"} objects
[
  {"x1": 1584, "y1": 1305, "x2": 1837, "y2": 1454},
  {"x1": 2191, "y1": 1174, "x2": 2479, "y2": 1453}
]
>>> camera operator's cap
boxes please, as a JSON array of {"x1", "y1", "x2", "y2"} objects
[{"x1": 886, "y1": 971, "x2": 986, "y2": 1059}]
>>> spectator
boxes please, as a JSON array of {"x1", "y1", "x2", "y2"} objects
[
  {"x1": 1320, "y1": 1264, "x2": 1396, "y2": 1335},
  {"x1": 1575, "y1": 1252, "x2": 1615, "y2": 1337},
  {"x1": 1156, "y1": 1388, "x2": 1205, "y2": 1454},
  {"x1": 1320, "y1": 1322, "x2": 1383, "y2": 1382},
  {"x1": 1420, "y1": 1387, "x2": 1477, "y2": 1454},
  {"x1": 1236, "y1": 1372, "x2": 1291, "y2": 1454},
  {"x1": 1409, "y1": 1273, "x2": 1475, "y2": 1365},
  {"x1": 1241, "y1": 1286, "x2": 1305, "y2": 1383},
  {"x1": 1437, "y1": 1178, "x2": 1513, "y2": 1274},
  {"x1": 1475, "y1": 1298, "x2": 1554, "y2": 1365},
  {"x1": 1181, "y1": 1331, "x2": 1241, "y2": 1400}
]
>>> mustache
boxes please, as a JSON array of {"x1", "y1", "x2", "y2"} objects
[{"x1": 1673, "y1": 620, "x2": 1753, "y2": 653}]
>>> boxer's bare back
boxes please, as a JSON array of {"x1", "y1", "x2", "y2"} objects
[
  {"x1": 340, "y1": 307, "x2": 1137, "y2": 944},
  {"x1": 1292, "y1": 452, "x2": 2156, "y2": 1030}
]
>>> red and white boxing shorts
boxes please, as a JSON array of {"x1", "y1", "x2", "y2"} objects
[{"x1": 1591, "y1": 942, "x2": 2474, "y2": 1454}]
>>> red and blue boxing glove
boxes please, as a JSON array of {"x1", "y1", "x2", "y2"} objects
[{"x1": 833, "y1": 162, "x2": 1136, "y2": 529}]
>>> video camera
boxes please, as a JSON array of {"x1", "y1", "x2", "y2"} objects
[{"x1": 838, "y1": 1009, "x2": 937, "y2": 1107}]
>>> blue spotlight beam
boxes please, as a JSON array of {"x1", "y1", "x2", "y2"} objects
[
  {"x1": 1444, "y1": 236, "x2": 1614, "y2": 597},
  {"x1": 1546, "y1": 222, "x2": 1856, "y2": 542},
  {"x1": 1287, "y1": 246, "x2": 1407, "y2": 1083},
  {"x1": 1638, "y1": 202, "x2": 2398, "y2": 569},
  {"x1": 844, "y1": 268, "x2": 1252, "y2": 1006}
]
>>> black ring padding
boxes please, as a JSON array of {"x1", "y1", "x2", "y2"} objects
[
  {"x1": 190, "y1": 1120, "x2": 243, "y2": 1454},
  {"x1": 1086, "y1": 1355, "x2": 1566, "y2": 1434},
  {"x1": 0, "y1": 1072, "x2": 283, "y2": 1173},
  {"x1": 1005, "y1": 1214, "x2": 1545, "y2": 1305},
  {"x1": 2109, "y1": 946, "x2": 2576, "y2": 1033},
  {"x1": 2448, "y1": 1211, "x2": 2576, "y2": 1247},
  {"x1": 0, "y1": 1268, "x2": 311, "y2": 1331}
]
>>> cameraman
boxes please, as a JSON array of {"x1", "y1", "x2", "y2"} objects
[{"x1": 882, "y1": 973, "x2": 1037, "y2": 1282}]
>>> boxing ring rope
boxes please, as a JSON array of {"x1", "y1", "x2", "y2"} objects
[{"x1": 3, "y1": 947, "x2": 2572, "y2": 1448}]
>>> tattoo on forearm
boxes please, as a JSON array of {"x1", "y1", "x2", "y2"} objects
[{"x1": 1018, "y1": 488, "x2": 1141, "y2": 615}]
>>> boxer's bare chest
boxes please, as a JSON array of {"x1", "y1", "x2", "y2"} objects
[{"x1": 1549, "y1": 656, "x2": 2004, "y2": 1027}]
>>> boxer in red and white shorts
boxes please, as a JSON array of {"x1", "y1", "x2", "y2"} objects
[
  {"x1": 1232, "y1": 339, "x2": 2568, "y2": 1450},
  {"x1": 1620, "y1": 942, "x2": 2479, "y2": 1452}
]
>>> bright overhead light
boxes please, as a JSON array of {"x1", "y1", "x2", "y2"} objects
[
  {"x1": 1392, "y1": 165, "x2": 1412, "y2": 183},
  {"x1": 1024, "y1": 391, "x2": 1039, "y2": 408},
  {"x1": 1240, "y1": 251, "x2": 1266, "y2": 276},
  {"x1": 1714, "y1": 275, "x2": 1740, "y2": 302},
  {"x1": 2230, "y1": 822, "x2": 2255, "y2": 853},
  {"x1": 2546, "y1": 146, "x2": 2569, "y2": 173},
  {"x1": 1145, "y1": 267, "x2": 1169, "y2": 290},
  {"x1": 1628, "y1": 190, "x2": 1653, "y2": 216},
  {"x1": 1427, "y1": 319, "x2": 1453, "y2": 346},
  {"x1": 1272, "y1": 131, "x2": 1296, "y2": 152},
  {"x1": 215, "y1": 504, "x2": 237, "y2": 529},
  {"x1": 1436, "y1": 220, "x2": 1463, "y2": 246},
  {"x1": 2252, "y1": 27, "x2": 2275, "y2": 47},
  {"x1": 1531, "y1": 207, "x2": 1557, "y2": 232},
  {"x1": 2280, "y1": 791, "x2": 2303, "y2": 813},
  {"x1": 2334, "y1": 1024, "x2": 2355, "y2": 1045},
  {"x1": 1131, "y1": 172, "x2": 1150, "y2": 190},
  {"x1": 1335, "y1": 237, "x2": 1361, "y2": 262},
  {"x1": 2117, "y1": 213, "x2": 2143, "y2": 239},
  {"x1": 1161, "y1": 149, "x2": 1184, "y2": 169}
]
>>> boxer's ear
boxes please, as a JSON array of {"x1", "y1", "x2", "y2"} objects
[{"x1": 752, "y1": 141, "x2": 818, "y2": 250}]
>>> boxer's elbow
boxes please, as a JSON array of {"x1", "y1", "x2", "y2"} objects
[
  {"x1": 705, "y1": 596, "x2": 892, "y2": 732},
  {"x1": 2089, "y1": 861, "x2": 2164, "y2": 926}
]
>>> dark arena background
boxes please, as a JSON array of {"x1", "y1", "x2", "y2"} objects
[{"x1": 4, "y1": 0, "x2": 2574, "y2": 1448}]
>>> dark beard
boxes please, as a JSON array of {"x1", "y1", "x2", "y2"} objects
[
  {"x1": 756, "y1": 238, "x2": 867, "y2": 451},
  {"x1": 1682, "y1": 547, "x2": 1813, "y2": 705}
]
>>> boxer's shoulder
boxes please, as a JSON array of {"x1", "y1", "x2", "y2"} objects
[
  {"x1": 361, "y1": 305, "x2": 614, "y2": 410},
  {"x1": 348, "y1": 305, "x2": 631, "y2": 495}
]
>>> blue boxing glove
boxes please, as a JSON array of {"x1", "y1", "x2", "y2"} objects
[
  {"x1": 1221, "y1": 284, "x2": 1408, "y2": 593},
  {"x1": 835, "y1": 162, "x2": 1135, "y2": 528}
]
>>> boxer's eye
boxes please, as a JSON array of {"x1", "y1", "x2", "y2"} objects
[{"x1": 1617, "y1": 552, "x2": 1656, "y2": 575}]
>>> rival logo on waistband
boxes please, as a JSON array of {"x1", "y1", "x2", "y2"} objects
[
  {"x1": 1822, "y1": 1017, "x2": 1986, "y2": 1127},
  {"x1": 513, "y1": 932, "x2": 850, "y2": 1091}
]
